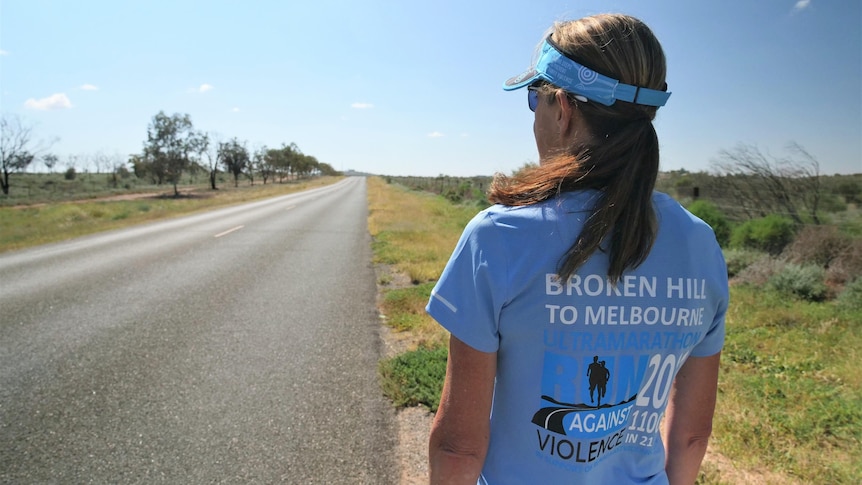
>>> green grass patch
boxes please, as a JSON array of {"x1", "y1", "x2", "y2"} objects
[
  {"x1": 714, "y1": 285, "x2": 862, "y2": 483},
  {"x1": 379, "y1": 346, "x2": 448, "y2": 412},
  {"x1": 380, "y1": 283, "x2": 436, "y2": 332}
]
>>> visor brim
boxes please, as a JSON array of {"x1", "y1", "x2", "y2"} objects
[{"x1": 503, "y1": 69, "x2": 542, "y2": 91}]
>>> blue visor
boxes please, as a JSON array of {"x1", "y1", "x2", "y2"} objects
[{"x1": 503, "y1": 36, "x2": 671, "y2": 107}]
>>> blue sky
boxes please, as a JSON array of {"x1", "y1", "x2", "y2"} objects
[{"x1": 1, "y1": 0, "x2": 860, "y2": 176}]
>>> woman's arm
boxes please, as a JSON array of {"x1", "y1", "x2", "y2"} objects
[
  {"x1": 429, "y1": 335, "x2": 497, "y2": 485},
  {"x1": 662, "y1": 352, "x2": 721, "y2": 485}
]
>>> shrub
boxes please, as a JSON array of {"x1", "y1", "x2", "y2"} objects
[
  {"x1": 735, "y1": 255, "x2": 786, "y2": 286},
  {"x1": 379, "y1": 345, "x2": 447, "y2": 411},
  {"x1": 826, "y1": 237, "x2": 862, "y2": 284},
  {"x1": 766, "y1": 263, "x2": 828, "y2": 302},
  {"x1": 731, "y1": 214, "x2": 797, "y2": 255},
  {"x1": 723, "y1": 248, "x2": 766, "y2": 278},
  {"x1": 782, "y1": 225, "x2": 851, "y2": 268},
  {"x1": 818, "y1": 193, "x2": 847, "y2": 213},
  {"x1": 443, "y1": 188, "x2": 462, "y2": 204},
  {"x1": 687, "y1": 200, "x2": 731, "y2": 247},
  {"x1": 836, "y1": 180, "x2": 861, "y2": 204},
  {"x1": 836, "y1": 277, "x2": 862, "y2": 310},
  {"x1": 64, "y1": 167, "x2": 76, "y2": 180}
]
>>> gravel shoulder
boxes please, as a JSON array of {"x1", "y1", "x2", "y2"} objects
[{"x1": 374, "y1": 265, "x2": 434, "y2": 484}]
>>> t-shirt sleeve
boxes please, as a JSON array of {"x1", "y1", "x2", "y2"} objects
[
  {"x1": 426, "y1": 211, "x2": 509, "y2": 353},
  {"x1": 690, "y1": 243, "x2": 729, "y2": 357}
]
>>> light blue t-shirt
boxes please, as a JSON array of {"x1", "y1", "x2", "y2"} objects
[{"x1": 427, "y1": 191, "x2": 728, "y2": 484}]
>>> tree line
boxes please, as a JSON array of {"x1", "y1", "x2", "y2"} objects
[{"x1": 0, "y1": 112, "x2": 338, "y2": 196}]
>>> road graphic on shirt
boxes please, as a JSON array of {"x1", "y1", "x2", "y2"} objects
[{"x1": 532, "y1": 355, "x2": 638, "y2": 435}]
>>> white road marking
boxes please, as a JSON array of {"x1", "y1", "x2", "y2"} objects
[{"x1": 214, "y1": 225, "x2": 245, "y2": 238}]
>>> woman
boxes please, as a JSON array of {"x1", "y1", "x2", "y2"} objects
[{"x1": 427, "y1": 13, "x2": 728, "y2": 485}]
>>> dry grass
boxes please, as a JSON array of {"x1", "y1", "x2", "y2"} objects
[
  {"x1": 367, "y1": 176, "x2": 476, "y2": 283},
  {"x1": 367, "y1": 177, "x2": 483, "y2": 349},
  {"x1": 0, "y1": 177, "x2": 340, "y2": 253}
]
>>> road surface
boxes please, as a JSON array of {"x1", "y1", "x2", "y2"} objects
[{"x1": 0, "y1": 177, "x2": 398, "y2": 483}]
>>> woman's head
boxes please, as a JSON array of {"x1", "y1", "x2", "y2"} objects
[
  {"x1": 514, "y1": 14, "x2": 669, "y2": 160},
  {"x1": 492, "y1": 14, "x2": 669, "y2": 283},
  {"x1": 547, "y1": 14, "x2": 668, "y2": 115}
]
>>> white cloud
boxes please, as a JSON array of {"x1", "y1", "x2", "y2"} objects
[
  {"x1": 24, "y1": 93, "x2": 73, "y2": 110},
  {"x1": 427, "y1": 131, "x2": 445, "y2": 138},
  {"x1": 0, "y1": 49, "x2": 8, "y2": 56},
  {"x1": 199, "y1": 83, "x2": 214, "y2": 93},
  {"x1": 793, "y1": 0, "x2": 811, "y2": 11},
  {"x1": 351, "y1": 102, "x2": 374, "y2": 109},
  {"x1": 231, "y1": 107, "x2": 240, "y2": 112},
  {"x1": 460, "y1": 133, "x2": 469, "y2": 138},
  {"x1": 80, "y1": 84, "x2": 99, "y2": 91}
]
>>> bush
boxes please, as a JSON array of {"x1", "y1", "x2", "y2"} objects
[
  {"x1": 836, "y1": 180, "x2": 861, "y2": 204},
  {"x1": 827, "y1": 237, "x2": 862, "y2": 284},
  {"x1": 64, "y1": 167, "x2": 76, "y2": 180},
  {"x1": 766, "y1": 263, "x2": 828, "y2": 302},
  {"x1": 687, "y1": 200, "x2": 732, "y2": 247},
  {"x1": 731, "y1": 214, "x2": 797, "y2": 255},
  {"x1": 723, "y1": 248, "x2": 766, "y2": 278},
  {"x1": 379, "y1": 345, "x2": 447, "y2": 411},
  {"x1": 818, "y1": 193, "x2": 847, "y2": 213},
  {"x1": 782, "y1": 225, "x2": 851, "y2": 268},
  {"x1": 735, "y1": 255, "x2": 786, "y2": 286},
  {"x1": 443, "y1": 188, "x2": 462, "y2": 204},
  {"x1": 836, "y1": 277, "x2": 862, "y2": 310}
]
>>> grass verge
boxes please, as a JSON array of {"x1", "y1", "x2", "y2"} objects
[
  {"x1": 367, "y1": 176, "x2": 484, "y2": 406},
  {"x1": 367, "y1": 176, "x2": 482, "y2": 353},
  {"x1": 0, "y1": 177, "x2": 341, "y2": 253},
  {"x1": 714, "y1": 285, "x2": 861, "y2": 483}
]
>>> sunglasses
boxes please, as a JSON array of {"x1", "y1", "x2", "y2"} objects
[{"x1": 527, "y1": 86, "x2": 540, "y2": 112}]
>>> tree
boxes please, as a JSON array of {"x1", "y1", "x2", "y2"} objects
[
  {"x1": 293, "y1": 154, "x2": 319, "y2": 179},
  {"x1": 104, "y1": 153, "x2": 128, "y2": 188},
  {"x1": 710, "y1": 142, "x2": 822, "y2": 225},
  {"x1": 142, "y1": 111, "x2": 201, "y2": 196},
  {"x1": 253, "y1": 145, "x2": 273, "y2": 184},
  {"x1": 43, "y1": 153, "x2": 59, "y2": 173},
  {"x1": 317, "y1": 162, "x2": 339, "y2": 176},
  {"x1": 129, "y1": 154, "x2": 156, "y2": 183},
  {"x1": 186, "y1": 130, "x2": 208, "y2": 185},
  {"x1": 199, "y1": 132, "x2": 223, "y2": 190},
  {"x1": 265, "y1": 143, "x2": 299, "y2": 183},
  {"x1": 1, "y1": 114, "x2": 51, "y2": 195},
  {"x1": 219, "y1": 138, "x2": 249, "y2": 187}
]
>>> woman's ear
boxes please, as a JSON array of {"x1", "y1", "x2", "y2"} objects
[{"x1": 555, "y1": 90, "x2": 574, "y2": 137}]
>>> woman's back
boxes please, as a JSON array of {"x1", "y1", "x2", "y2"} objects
[{"x1": 427, "y1": 190, "x2": 727, "y2": 483}]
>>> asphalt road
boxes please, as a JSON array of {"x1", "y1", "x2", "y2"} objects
[{"x1": 0, "y1": 177, "x2": 399, "y2": 484}]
